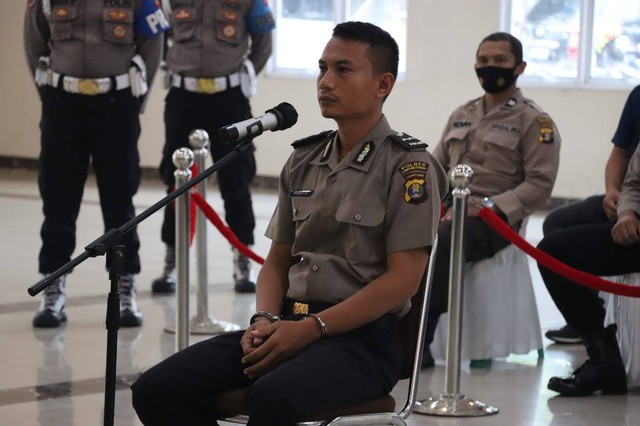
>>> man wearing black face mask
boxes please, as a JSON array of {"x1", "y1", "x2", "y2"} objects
[{"x1": 421, "y1": 32, "x2": 561, "y2": 368}]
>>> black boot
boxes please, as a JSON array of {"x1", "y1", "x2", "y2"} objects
[{"x1": 547, "y1": 324, "x2": 627, "y2": 396}]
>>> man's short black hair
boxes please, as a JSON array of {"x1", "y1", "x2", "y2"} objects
[
  {"x1": 478, "y1": 32, "x2": 524, "y2": 64},
  {"x1": 332, "y1": 21, "x2": 399, "y2": 79}
]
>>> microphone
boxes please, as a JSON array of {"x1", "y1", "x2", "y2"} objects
[{"x1": 218, "y1": 102, "x2": 298, "y2": 143}]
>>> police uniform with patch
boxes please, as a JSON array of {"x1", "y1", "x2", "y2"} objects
[
  {"x1": 156, "y1": 0, "x2": 275, "y2": 293},
  {"x1": 130, "y1": 116, "x2": 448, "y2": 423},
  {"x1": 434, "y1": 88, "x2": 560, "y2": 225},
  {"x1": 267, "y1": 116, "x2": 447, "y2": 316},
  {"x1": 426, "y1": 88, "x2": 561, "y2": 337},
  {"x1": 24, "y1": 0, "x2": 168, "y2": 328}
]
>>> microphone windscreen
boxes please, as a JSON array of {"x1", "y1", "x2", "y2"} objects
[{"x1": 272, "y1": 102, "x2": 298, "y2": 130}]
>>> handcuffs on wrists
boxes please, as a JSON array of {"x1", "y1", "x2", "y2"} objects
[{"x1": 249, "y1": 311, "x2": 280, "y2": 325}]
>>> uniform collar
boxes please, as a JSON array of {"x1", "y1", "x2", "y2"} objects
[
  {"x1": 470, "y1": 88, "x2": 524, "y2": 117},
  {"x1": 312, "y1": 115, "x2": 392, "y2": 173}
]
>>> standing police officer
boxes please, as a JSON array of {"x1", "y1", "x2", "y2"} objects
[
  {"x1": 152, "y1": 0, "x2": 275, "y2": 294},
  {"x1": 24, "y1": 0, "x2": 169, "y2": 328},
  {"x1": 424, "y1": 32, "x2": 561, "y2": 366}
]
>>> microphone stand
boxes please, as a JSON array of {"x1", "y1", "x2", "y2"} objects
[{"x1": 28, "y1": 138, "x2": 255, "y2": 426}]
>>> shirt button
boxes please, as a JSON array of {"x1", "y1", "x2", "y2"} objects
[
  {"x1": 322, "y1": 212, "x2": 328, "y2": 219},
  {"x1": 312, "y1": 265, "x2": 319, "y2": 272},
  {"x1": 354, "y1": 214, "x2": 362, "y2": 221},
  {"x1": 330, "y1": 176, "x2": 337, "y2": 183},
  {"x1": 293, "y1": 208, "x2": 298, "y2": 215}
]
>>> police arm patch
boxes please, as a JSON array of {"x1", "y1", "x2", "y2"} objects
[
  {"x1": 536, "y1": 116, "x2": 555, "y2": 144},
  {"x1": 399, "y1": 161, "x2": 429, "y2": 204}
]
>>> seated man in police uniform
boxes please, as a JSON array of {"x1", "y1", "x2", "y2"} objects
[
  {"x1": 423, "y1": 32, "x2": 561, "y2": 367},
  {"x1": 131, "y1": 21, "x2": 447, "y2": 425}
]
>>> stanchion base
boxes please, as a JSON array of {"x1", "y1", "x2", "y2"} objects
[
  {"x1": 164, "y1": 318, "x2": 241, "y2": 336},
  {"x1": 413, "y1": 393, "x2": 498, "y2": 417},
  {"x1": 190, "y1": 317, "x2": 241, "y2": 335}
]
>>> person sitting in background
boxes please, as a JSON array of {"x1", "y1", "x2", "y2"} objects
[
  {"x1": 541, "y1": 85, "x2": 640, "y2": 344},
  {"x1": 423, "y1": 32, "x2": 561, "y2": 367},
  {"x1": 537, "y1": 141, "x2": 640, "y2": 396}
]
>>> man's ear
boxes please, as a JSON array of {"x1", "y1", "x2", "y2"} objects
[
  {"x1": 377, "y1": 73, "x2": 395, "y2": 99},
  {"x1": 515, "y1": 60, "x2": 527, "y2": 77}
]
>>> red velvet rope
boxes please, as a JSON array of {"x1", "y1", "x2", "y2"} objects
[
  {"x1": 190, "y1": 191, "x2": 265, "y2": 265},
  {"x1": 477, "y1": 207, "x2": 640, "y2": 298}
]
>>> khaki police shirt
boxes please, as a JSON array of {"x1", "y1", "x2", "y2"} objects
[
  {"x1": 433, "y1": 89, "x2": 561, "y2": 225},
  {"x1": 24, "y1": 0, "x2": 162, "y2": 81},
  {"x1": 265, "y1": 116, "x2": 448, "y2": 317},
  {"x1": 618, "y1": 143, "x2": 640, "y2": 216},
  {"x1": 164, "y1": 0, "x2": 273, "y2": 77}
]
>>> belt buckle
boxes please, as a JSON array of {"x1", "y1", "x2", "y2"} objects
[
  {"x1": 293, "y1": 302, "x2": 309, "y2": 315},
  {"x1": 78, "y1": 79, "x2": 100, "y2": 95},
  {"x1": 197, "y1": 78, "x2": 218, "y2": 94}
]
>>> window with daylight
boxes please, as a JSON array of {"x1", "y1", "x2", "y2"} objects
[
  {"x1": 269, "y1": 0, "x2": 407, "y2": 77},
  {"x1": 506, "y1": 0, "x2": 640, "y2": 86}
]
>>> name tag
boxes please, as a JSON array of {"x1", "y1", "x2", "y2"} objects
[{"x1": 289, "y1": 189, "x2": 313, "y2": 197}]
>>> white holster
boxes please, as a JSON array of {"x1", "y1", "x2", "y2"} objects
[
  {"x1": 35, "y1": 56, "x2": 50, "y2": 87},
  {"x1": 129, "y1": 54, "x2": 149, "y2": 97},
  {"x1": 240, "y1": 59, "x2": 257, "y2": 98}
]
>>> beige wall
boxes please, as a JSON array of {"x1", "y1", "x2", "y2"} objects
[{"x1": 1, "y1": 0, "x2": 633, "y2": 198}]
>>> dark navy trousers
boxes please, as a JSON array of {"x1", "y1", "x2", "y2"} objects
[
  {"x1": 38, "y1": 86, "x2": 141, "y2": 274},
  {"x1": 159, "y1": 87, "x2": 256, "y2": 247},
  {"x1": 131, "y1": 317, "x2": 402, "y2": 425}
]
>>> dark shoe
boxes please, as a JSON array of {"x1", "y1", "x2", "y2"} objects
[
  {"x1": 119, "y1": 274, "x2": 143, "y2": 327},
  {"x1": 421, "y1": 346, "x2": 435, "y2": 369},
  {"x1": 151, "y1": 275, "x2": 176, "y2": 294},
  {"x1": 232, "y1": 248, "x2": 256, "y2": 293},
  {"x1": 470, "y1": 359, "x2": 493, "y2": 368},
  {"x1": 547, "y1": 324, "x2": 627, "y2": 396},
  {"x1": 545, "y1": 324, "x2": 582, "y2": 344},
  {"x1": 152, "y1": 246, "x2": 175, "y2": 294},
  {"x1": 33, "y1": 274, "x2": 67, "y2": 328}
]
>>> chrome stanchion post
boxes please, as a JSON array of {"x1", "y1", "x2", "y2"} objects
[
  {"x1": 414, "y1": 164, "x2": 498, "y2": 417},
  {"x1": 188, "y1": 129, "x2": 240, "y2": 335},
  {"x1": 163, "y1": 147, "x2": 194, "y2": 351}
]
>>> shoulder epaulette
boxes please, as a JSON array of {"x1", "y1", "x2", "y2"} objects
[
  {"x1": 291, "y1": 130, "x2": 335, "y2": 149},
  {"x1": 388, "y1": 132, "x2": 428, "y2": 151},
  {"x1": 523, "y1": 97, "x2": 546, "y2": 113}
]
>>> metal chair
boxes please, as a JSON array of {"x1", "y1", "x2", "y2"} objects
[{"x1": 212, "y1": 237, "x2": 438, "y2": 425}]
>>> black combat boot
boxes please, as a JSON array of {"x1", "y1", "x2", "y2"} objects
[
  {"x1": 547, "y1": 324, "x2": 627, "y2": 396},
  {"x1": 151, "y1": 245, "x2": 176, "y2": 294}
]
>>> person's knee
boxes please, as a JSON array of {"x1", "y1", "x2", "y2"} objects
[
  {"x1": 246, "y1": 380, "x2": 301, "y2": 425},
  {"x1": 131, "y1": 370, "x2": 168, "y2": 414}
]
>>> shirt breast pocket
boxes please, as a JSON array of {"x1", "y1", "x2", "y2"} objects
[
  {"x1": 443, "y1": 127, "x2": 471, "y2": 168},
  {"x1": 171, "y1": 8, "x2": 198, "y2": 42},
  {"x1": 335, "y1": 199, "x2": 385, "y2": 260},
  {"x1": 291, "y1": 198, "x2": 312, "y2": 225},
  {"x1": 335, "y1": 200, "x2": 385, "y2": 227},
  {"x1": 49, "y1": 6, "x2": 77, "y2": 40},
  {"x1": 484, "y1": 134, "x2": 520, "y2": 174},
  {"x1": 102, "y1": 8, "x2": 134, "y2": 45},
  {"x1": 215, "y1": 9, "x2": 242, "y2": 46}
]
